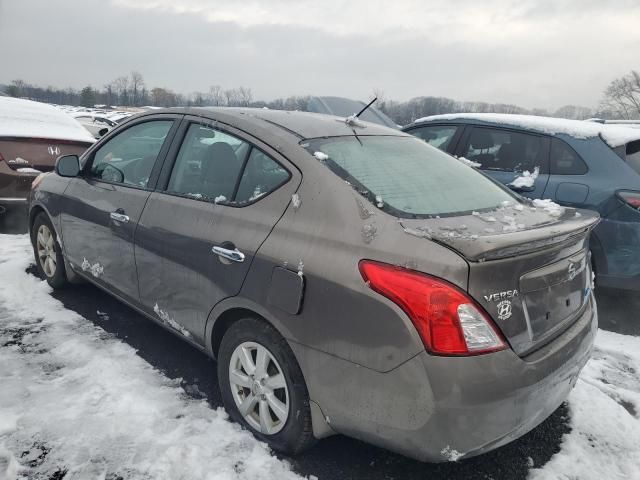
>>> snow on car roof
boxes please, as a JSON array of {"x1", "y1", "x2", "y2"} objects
[
  {"x1": 414, "y1": 113, "x2": 640, "y2": 148},
  {"x1": 0, "y1": 97, "x2": 95, "y2": 143}
]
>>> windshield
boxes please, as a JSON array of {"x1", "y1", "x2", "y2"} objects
[{"x1": 304, "y1": 136, "x2": 516, "y2": 218}]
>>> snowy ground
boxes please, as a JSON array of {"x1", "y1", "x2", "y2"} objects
[{"x1": 0, "y1": 234, "x2": 639, "y2": 480}]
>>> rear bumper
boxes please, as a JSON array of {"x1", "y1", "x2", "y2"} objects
[
  {"x1": 0, "y1": 161, "x2": 39, "y2": 205},
  {"x1": 293, "y1": 293, "x2": 597, "y2": 462}
]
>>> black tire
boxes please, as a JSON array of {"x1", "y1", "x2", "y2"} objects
[
  {"x1": 30, "y1": 213, "x2": 68, "y2": 289},
  {"x1": 218, "y1": 317, "x2": 316, "y2": 455}
]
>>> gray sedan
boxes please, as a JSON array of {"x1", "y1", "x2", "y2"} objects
[{"x1": 28, "y1": 108, "x2": 599, "y2": 462}]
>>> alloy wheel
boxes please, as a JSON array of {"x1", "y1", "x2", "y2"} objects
[
  {"x1": 228, "y1": 341, "x2": 289, "y2": 435},
  {"x1": 36, "y1": 224, "x2": 57, "y2": 278}
]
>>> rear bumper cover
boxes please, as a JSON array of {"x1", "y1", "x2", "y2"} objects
[{"x1": 293, "y1": 293, "x2": 597, "y2": 462}]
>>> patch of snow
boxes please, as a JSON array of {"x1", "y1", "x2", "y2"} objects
[
  {"x1": 440, "y1": 445, "x2": 464, "y2": 462},
  {"x1": 361, "y1": 223, "x2": 378, "y2": 243},
  {"x1": 153, "y1": 303, "x2": 191, "y2": 338},
  {"x1": 0, "y1": 235, "x2": 303, "y2": 480},
  {"x1": 96, "y1": 310, "x2": 110, "y2": 321},
  {"x1": 81, "y1": 257, "x2": 103, "y2": 278},
  {"x1": 457, "y1": 156, "x2": 481, "y2": 168},
  {"x1": 313, "y1": 151, "x2": 329, "y2": 161},
  {"x1": 186, "y1": 193, "x2": 203, "y2": 200},
  {"x1": 16, "y1": 167, "x2": 42, "y2": 174},
  {"x1": 344, "y1": 114, "x2": 366, "y2": 128},
  {"x1": 291, "y1": 193, "x2": 301, "y2": 209},
  {"x1": 7, "y1": 157, "x2": 29, "y2": 165},
  {"x1": 0, "y1": 97, "x2": 95, "y2": 143},
  {"x1": 375, "y1": 195, "x2": 384, "y2": 208},
  {"x1": 214, "y1": 195, "x2": 227, "y2": 204},
  {"x1": 415, "y1": 113, "x2": 640, "y2": 148},
  {"x1": 533, "y1": 198, "x2": 565, "y2": 217},
  {"x1": 403, "y1": 226, "x2": 432, "y2": 239},
  {"x1": 297, "y1": 260, "x2": 304, "y2": 278},
  {"x1": 533, "y1": 330, "x2": 640, "y2": 480},
  {"x1": 510, "y1": 167, "x2": 540, "y2": 189}
]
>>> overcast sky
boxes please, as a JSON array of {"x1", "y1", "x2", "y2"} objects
[{"x1": 1, "y1": 0, "x2": 639, "y2": 110}]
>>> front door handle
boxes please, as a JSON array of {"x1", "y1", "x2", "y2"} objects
[
  {"x1": 110, "y1": 211, "x2": 130, "y2": 223},
  {"x1": 212, "y1": 245, "x2": 245, "y2": 263}
]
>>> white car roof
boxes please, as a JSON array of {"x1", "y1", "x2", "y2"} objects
[{"x1": 0, "y1": 97, "x2": 95, "y2": 143}]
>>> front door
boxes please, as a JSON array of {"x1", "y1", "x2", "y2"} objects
[
  {"x1": 135, "y1": 119, "x2": 300, "y2": 343},
  {"x1": 60, "y1": 117, "x2": 179, "y2": 303},
  {"x1": 457, "y1": 126, "x2": 551, "y2": 199}
]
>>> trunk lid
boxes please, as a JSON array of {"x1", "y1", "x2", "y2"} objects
[
  {"x1": 400, "y1": 200, "x2": 599, "y2": 356},
  {"x1": 0, "y1": 137, "x2": 91, "y2": 173}
]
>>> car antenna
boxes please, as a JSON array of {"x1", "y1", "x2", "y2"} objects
[{"x1": 344, "y1": 97, "x2": 377, "y2": 129}]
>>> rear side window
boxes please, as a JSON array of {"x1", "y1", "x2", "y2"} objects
[
  {"x1": 462, "y1": 127, "x2": 546, "y2": 173},
  {"x1": 625, "y1": 140, "x2": 640, "y2": 174},
  {"x1": 409, "y1": 125, "x2": 458, "y2": 151},
  {"x1": 550, "y1": 138, "x2": 587, "y2": 175},
  {"x1": 235, "y1": 149, "x2": 290, "y2": 204},
  {"x1": 167, "y1": 123, "x2": 289, "y2": 205},
  {"x1": 304, "y1": 136, "x2": 515, "y2": 217},
  {"x1": 90, "y1": 120, "x2": 173, "y2": 187}
]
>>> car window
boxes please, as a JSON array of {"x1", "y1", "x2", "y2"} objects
[
  {"x1": 304, "y1": 136, "x2": 515, "y2": 217},
  {"x1": 167, "y1": 123, "x2": 248, "y2": 203},
  {"x1": 89, "y1": 120, "x2": 173, "y2": 187},
  {"x1": 463, "y1": 127, "x2": 546, "y2": 173},
  {"x1": 235, "y1": 149, "x2": 291, "y2": 204},
  {"x1": 549, "y1": 138, "x2": 587, "y2": 175},
  {"x1": 410, "y1": 125, "x2": 458, "y2": 151},
  {"x1": 625, "y1": 140, "x2": 640, "y2": 174}
]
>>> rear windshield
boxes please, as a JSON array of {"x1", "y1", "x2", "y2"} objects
[{"x1": 303, "y1": 136, "x2": 515, "y2": 218}]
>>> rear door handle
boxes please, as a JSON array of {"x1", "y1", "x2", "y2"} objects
[
  {"x1": 212, "y1": 245, "x2": 245, "y2": 263},
  {"x1": 110, "y1": 211, "x2": 130, "y2": 223}
]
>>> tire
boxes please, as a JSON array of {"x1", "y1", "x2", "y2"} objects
[
  {"x1": 218, "y1": 317, "x2": 316, "y2": 455},
  {"x1": 30, "y1": 213, "x2": 68, "y2": 289}
]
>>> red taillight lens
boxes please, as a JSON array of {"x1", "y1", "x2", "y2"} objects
[
  {"x1": 359, "y1": 260, "x2": 507, "y2": 356},
  {"x1": 617, "y1": 191, "x2": 640, "y2": 209}
]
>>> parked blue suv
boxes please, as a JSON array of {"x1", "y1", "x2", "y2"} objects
[{"x1": 403, "y1": 114, "x2": 640, "y2": 290}]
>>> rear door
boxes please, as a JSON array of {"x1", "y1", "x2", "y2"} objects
[
  {"x1": 134, "y1": 117, "x2": 301, "y2": 343},
  {"x1": 456, "y1": 126, "x2": 550, "y2": 198},
  {"x1": 60, "y1": 115, "x2": 181, "y2": 303}
]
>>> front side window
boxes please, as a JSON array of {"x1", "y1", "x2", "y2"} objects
[
  {"x1": 304, "y1": 136, "x2": 515, "y2": 217},
  {"x1": 89, "y1": 120, "x2": 173, "y2": 187},
  {"x1": 410, "y1": 125, "x2": 458, "y2": 151},
  {"x1": 463, "y1": 127, "x2": 546, "y2": 173}
]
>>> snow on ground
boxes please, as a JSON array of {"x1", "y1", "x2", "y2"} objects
[
  {"x1": 1, "y1": 234, "x2": 640, "y2": 480},
  {"x1": 0, "y1": 235, "x2": 304, "y2": 480}
]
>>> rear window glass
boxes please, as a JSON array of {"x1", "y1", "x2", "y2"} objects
[
  {"x1": 550, "y1": 138, "x2": 587, "y2": 175},
  {"x1": 303, "y1": 136, "x2": 515, "y2": 218}
]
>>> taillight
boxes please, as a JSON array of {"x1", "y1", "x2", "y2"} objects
[
  {"x1": 617, "y1": 191, "x2": 640, "y2": 209},
  {"x1": 359, "y1": 260, "x2": 507, "y2": 356}
]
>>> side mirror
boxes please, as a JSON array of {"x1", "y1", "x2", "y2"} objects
[
  {"x1": 508, "y1": 184, "x2": 535, "y2": 193},
  {"x1": 55, "y1": 155, "x2": 80, "y2": 177}
]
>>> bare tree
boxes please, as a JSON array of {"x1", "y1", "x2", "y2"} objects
[
  {"x1": 129, "y1": 71, "x2": 145, "y2": 106},
  {"x1": 113, "y1": 76, "x2": 129, "y2": 106},
  {"x1": 237, "y1": 86, "x2": 253, "y2": 106},
  {"x1": 224, "y1": 88, "x2": 240, "y2": 106},
  {"x1": 600, "y1": 70, "x2": 640, "y2": 119},
  {"x1": 208, "y1": 85, "x2": 225, "y2": 106}
]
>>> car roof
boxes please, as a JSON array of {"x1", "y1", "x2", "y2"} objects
[
  {"x1": 307, "y1": 96, "x2": 398, "y2": 129},
  {"x1": 136, "y1": 107, "x2": 406, "y2": 140},
  {"x1": 406, "y1": 113, "x2": 640, "y2": 148}
]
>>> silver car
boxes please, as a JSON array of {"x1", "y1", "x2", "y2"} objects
[{"x1": 28, "y1": 108, "x2": 598, "y2": 462}]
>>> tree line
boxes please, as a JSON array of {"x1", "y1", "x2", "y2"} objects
[{"x1": 2, "y1": 70, "x2": 639, "y2": 124}]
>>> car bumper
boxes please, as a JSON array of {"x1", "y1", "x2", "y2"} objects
[
  {"x1": 0, "y1": 161, "x2": 39, "y2": 205},
  {"x1": 292, "y1": 292, "x2": 597, "y2": 462}
]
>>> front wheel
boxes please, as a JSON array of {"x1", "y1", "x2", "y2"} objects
[
  {"x1": 31, "y1": 213, "x2": 68, "y2": 289},
  {"x1": 217, "y1": 317, "x2": 316, "y2": 455}
]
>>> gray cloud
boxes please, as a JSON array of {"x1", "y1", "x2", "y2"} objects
[{"x1": 1, "y1": 0, "x2": 639, "y2": 110}]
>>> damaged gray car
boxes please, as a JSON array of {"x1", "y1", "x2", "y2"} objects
[{"x1": 28, "y1": 108, "x2": 599, "y2": 462}]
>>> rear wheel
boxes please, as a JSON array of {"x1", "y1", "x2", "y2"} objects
[
  {"x1": 31, "y1": 213, "x2": 68, "y2": 289},
  {"x1": 217, "y1": 317, "x2": 316, "y2": 455}
]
